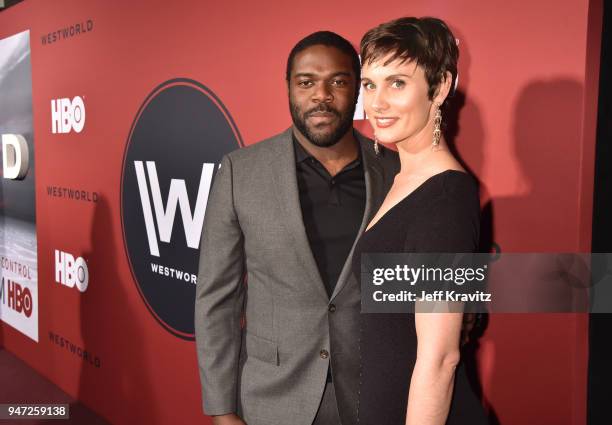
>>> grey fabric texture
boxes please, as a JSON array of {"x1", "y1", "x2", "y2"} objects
[{"x1": 313, "y1": 381, "x2": 342, "y2": 425}]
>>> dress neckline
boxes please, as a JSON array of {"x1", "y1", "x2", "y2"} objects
[{"x1": 364, "y1": 169, "x2": 467, "y2": 234}]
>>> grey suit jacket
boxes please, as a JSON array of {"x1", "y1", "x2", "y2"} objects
[{"x1": 195, "y1": 127, "x2": 399, "y2": 425}]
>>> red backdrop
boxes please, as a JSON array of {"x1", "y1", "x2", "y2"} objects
[{"x1": 0, "y1": 0, "x2": 603, "y2": 424}]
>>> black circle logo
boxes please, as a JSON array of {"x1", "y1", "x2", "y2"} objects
[{"x1": 121, "y1": 78, "x2": 242, "y2": 339}]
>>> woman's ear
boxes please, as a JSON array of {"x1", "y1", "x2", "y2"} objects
[{"x1": 434, "y1": 71, "x2": 453, "y2": 105}]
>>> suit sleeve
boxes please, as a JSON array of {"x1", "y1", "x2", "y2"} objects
[{"x1": 195, "y1": 154, "x2": 246, "y2": 416}]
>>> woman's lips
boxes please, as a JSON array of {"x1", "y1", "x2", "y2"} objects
[{"x1": 374, "y1": 117, "x2": 398, "y2": 128}]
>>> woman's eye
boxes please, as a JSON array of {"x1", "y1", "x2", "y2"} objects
[
  {"x1": 391, "y1": 79, "x2": 406, "y2": 88},
  {"x1": 362, "y1": 82, "x2": 375, "y2": 90}
]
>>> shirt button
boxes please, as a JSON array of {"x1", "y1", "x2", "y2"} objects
[
  {"x1": 328, "y1": 304, "x2": 336, "y2": 313},
  {"x1": 330, "y1": 179, "x2": 335, "y2": 185},
  {"x1": 320, "y1": 349, "x2": 329, "y2": 359}
]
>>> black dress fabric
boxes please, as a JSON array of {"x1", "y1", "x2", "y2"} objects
[{"x1": 352, "y1": 170, "x2": 488, "y2": 425}]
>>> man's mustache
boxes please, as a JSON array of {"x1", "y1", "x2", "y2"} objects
[{"x1": 304, "y1": 105, "x2": 341, "y2": 118}]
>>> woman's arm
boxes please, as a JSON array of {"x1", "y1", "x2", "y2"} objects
[
  {"x1": 404, "y1": 173, "x2": 480, "y2": 424},
  {"x1": 405, "y1": 307, "x2": 463, "y2": 425}
]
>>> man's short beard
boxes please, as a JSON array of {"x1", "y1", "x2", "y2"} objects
[{"x1": 289, "y1": 101, "x2": 356, "y2": 148}]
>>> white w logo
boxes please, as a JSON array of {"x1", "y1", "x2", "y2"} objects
[{"x1": 134, "y1": 161, "x2": 216, "y2": 257}]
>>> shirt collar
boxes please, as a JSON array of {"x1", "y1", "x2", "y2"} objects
[
  {"x1": 292, "y1": 133, "x2": 312, "y2": 164},
  {"x1": 292, "y1": 131, "x2": 362, "y2": 166}
]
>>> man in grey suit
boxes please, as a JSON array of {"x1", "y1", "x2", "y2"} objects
[{"x1": 196, "y1": 31, "x2": 399, "y2": 425}]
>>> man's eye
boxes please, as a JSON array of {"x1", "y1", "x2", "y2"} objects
[
  {"x1": 331, "y1": 79, "x2": 347, "y2": 87},
  {"x1": 362, "y1": 82, "x2": 375, "y2": 90},
  {"x1": 298, "y1": 80, "x2": 314, "y2": 88},
  {"x1": 391, "y1": 79, "x2": 406, "y2": 88}
]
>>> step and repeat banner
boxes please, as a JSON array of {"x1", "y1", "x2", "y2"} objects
[
  {"x1": 0, "y1": 1, "x2": 602, "y2": 424},
  {"x1": 0, "y1": 30, "x2": 38, "y2": 342}
]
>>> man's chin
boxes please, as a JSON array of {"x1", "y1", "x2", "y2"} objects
[
  {"x1": 305, "y1": 129, "x2": 339, "y2": 147},
  {"x1": 309, "y1": 138, "x2": 342, "y2": 148}
]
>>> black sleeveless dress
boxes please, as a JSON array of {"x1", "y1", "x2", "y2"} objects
[{"x1": 352, "y1": 170, "x2": 488, "y2": 425}]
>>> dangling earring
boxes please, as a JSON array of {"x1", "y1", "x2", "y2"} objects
[
  {"x1": 374, "y1": 135, "x2": 380, "y2": 156},
  {"x1": 432, "y1": 104, "x2": 442, "y2": 148}
]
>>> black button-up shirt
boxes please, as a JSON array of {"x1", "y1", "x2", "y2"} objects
[{"x1": 293, "y1": 135, "x2": 366, "y2": 298}]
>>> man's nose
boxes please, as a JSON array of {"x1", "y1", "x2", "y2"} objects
[{"x1": 312, "y1": 82, "x2": 333, "y2": 103}]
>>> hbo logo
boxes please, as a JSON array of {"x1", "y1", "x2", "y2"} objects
[
  {"x1": 1, "y1": 279, "x2": 33, "y2": 318},
  {"x1": 55, "y1": 250, "x2": 89, "y2": 292},
  {"x1": 51, "y1": 96, "x2": 86, "y2": 134}
]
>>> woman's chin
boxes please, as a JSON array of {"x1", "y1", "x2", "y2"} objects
[
  {"x1": 375, "y1": 135, "x2": 401, "y2": 145},
  {"x1": 371, "y1": 128, "x2": 404, "y2": 145}
]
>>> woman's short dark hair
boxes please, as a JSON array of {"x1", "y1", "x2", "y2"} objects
[
  {"x1": 360, "y1": 17, "x2": 458, "y2": 102},
  {"x1": 286, "y1": 31, "x2": 361, "y2": 93}
]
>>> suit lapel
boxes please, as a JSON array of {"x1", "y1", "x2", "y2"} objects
[
  {"x1": 330, "y1": 131, "x2": 388, "y2": 301},
  {"x1": 269, "y1": 128, "x2": 329, "y2": 301}
]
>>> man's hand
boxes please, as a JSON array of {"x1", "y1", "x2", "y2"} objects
[{"x1": 211, "y1": 413, "x2": 246, "y2": 425}]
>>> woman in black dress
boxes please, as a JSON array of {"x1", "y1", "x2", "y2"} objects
[{"x1": 354, "y1": 17, "x2": 488, "y2": 424}]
